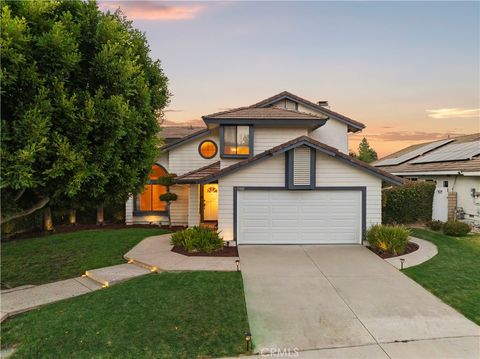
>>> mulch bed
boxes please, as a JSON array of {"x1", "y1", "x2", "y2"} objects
[
  {"x1": 172, "y1": 245, "x2": 239, "y2": 257},
  {"x1": 367, "y1": 242, "x2": 419, "y2": 259}
]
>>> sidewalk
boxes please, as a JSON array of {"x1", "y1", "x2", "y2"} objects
[
  {"x1": 124, "y1": 234, "x2": 239, "y2": 271},
  {"x1": 1, "y1": 234, "x2": 238, "y2": 322},
  {"x1": 385, "y1": 236, "x2": 438, "y2": 269},
  {"x1": 1, "y1": 276, "x2": 101, "y2": 322}
]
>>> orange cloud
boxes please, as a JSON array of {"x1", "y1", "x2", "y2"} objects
[
  {"x1": 98, "y1": 1, "x2": 204, "y2": 21},
  {"x1": 350, "y1": 131, "x2": 466, "y2": 142},
  {"x1": 426, "y1": 108, "x2": 480, "y2": 119}
]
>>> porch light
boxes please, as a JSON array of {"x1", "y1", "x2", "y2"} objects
[
  {"x1": 400, "y1": 258, "x2": 405, "y2": 270},
  {"x1": 244, "y1": 332, "x2": 252, "y2": 351},
  {"x1": 235, "y1": 259, "x2": 240, "y2": 272}
]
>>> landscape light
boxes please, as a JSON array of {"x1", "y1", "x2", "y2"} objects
[
  {"x1": 400, "y1": 258, "x2": 405, "y2": 270},
  {"x1": 244, "y1": 332, "x2": 252, "y2": 351},
  {"x1": 235, "y1": 259, "x2": 240, "y2": 272}
]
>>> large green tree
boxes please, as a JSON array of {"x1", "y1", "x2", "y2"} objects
[
  {"x1": 1, "y1": 0, "x2": 169, "y2": 223},
  {"x1": 356, "y1": 137, "x2": 378, "y2": 163}
]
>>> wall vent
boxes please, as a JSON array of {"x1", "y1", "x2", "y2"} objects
[{"x1": 293, "y1": 147, "x2": 311, "y2": 186}]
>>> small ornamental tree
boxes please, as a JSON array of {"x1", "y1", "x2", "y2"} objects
[{"x1": 158, "y1": 174, "x2": 177, "y2": 227}]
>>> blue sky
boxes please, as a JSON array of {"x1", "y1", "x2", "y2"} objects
[{"x1": 99, "y1": 1, "x2": 479, "y2": 156}]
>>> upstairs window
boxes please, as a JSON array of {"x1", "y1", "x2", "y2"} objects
[
  {"x1": 135, "y1": 164, "x2": 167, "y2": 213},
  {"x1": 221, "y1": 125, "x2": 252, "y2": 158}
]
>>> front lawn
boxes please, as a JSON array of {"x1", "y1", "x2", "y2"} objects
[
  {"x1": 1, "y1": 272, "x2": 250, "y2": 359},
  {"x1": 1, "y1": 228, "x2": 169, "y2": 288},
  {"x1": 404, "y1": 228, "x2": 480, "y2": 324}
]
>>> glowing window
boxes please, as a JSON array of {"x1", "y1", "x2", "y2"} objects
[
  {"x1": 136, "y1": 165, "x2": 167, "y2": 212},
  {"x1": 198, "y1": 140, "x2": 218, "y2": 159},
  {"x1": 222, "y1": 126, "x2": 250, "y2": 157}
]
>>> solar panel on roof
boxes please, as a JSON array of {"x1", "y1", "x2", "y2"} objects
[
  {"x1": 410, "y1": 141, "x2": 480, "y2": 164},
  {"x1": 373, "y1": 139, "x2": 454, "y2": 166}
]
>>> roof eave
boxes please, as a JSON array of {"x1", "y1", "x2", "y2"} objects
[
  {"x1": 200, "y1": 137, "x2": 404, "y2": 186},
  {"x1": 202, "y1": 118, "x2": 327, "y2": 128}
]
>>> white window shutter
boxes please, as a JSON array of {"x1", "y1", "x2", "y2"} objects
[{"x1": 293, "y1": 146, "x2": 311, "y2": 186}]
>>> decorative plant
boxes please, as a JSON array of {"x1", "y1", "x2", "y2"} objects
[
  {"x1": 170, "y1": 226, "x2": 224, "y2": 253},
  {"x1": 366, "y1": 224, "x2": 410, "y2": 256},
  {"x1": 158, "y1": 174, "x2": 178, "y2": 227}
]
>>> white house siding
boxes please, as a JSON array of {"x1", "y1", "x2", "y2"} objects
[
  {"x1": 269, "y1": 100, "x2": 350, "y2": 153},
  {"x1": 218, "y1": 150, "x2": 382, "y2": 243},
  {"x1": 156, "y1": 153, "x2": 169, "y2": 172},
  {"x1": 455, "y1": 176, "x2": 480, "y2": 224},
  {"x1": 168, "y1": 130, "x2": 219, "y2": 176},
  {"x1": 170, "y1": 184, "x2": 189, "y2": 226},
  {"x1": 218, "y1": 155, "x2": 286, "y2": 242},
  {"x1": 254, "y1": 127, "x2": 308, "y2": 155},
  {"x1": 315, "y1": 152, "x2": 382, "y2": 228},
  {"x1": 188, "y1": 184, "x2": 201, "y2": 227},
  {"x1": 221, "y1": 158, "x2": 242, "y2": 169},
  {"x1": 308, "y1": 119, "x2": 348, "y2": 153}
]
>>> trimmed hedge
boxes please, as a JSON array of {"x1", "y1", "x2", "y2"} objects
[
  {"x1": 426, "y1": 220, "x2": 443, "y2": 231},
  {"x1": 442, "y1": 221, "x2": 471, "y2": 236},
  {"x1": 382, "y1": 181, "x2": 435, "y2": 224}
]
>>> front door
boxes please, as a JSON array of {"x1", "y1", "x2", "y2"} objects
[{"x1": 203, "y1": 184, "x2": 218, "y2": 221}]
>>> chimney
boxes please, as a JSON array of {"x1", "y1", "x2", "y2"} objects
[{"x1": 317, "y1": 101, "x2": 329, "y2": 107}]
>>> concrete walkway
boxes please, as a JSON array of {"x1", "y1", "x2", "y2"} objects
[
  {"x1": 1, "y1": 234, "x2": 237, "y2": 322},
  {"x1": 239, "y1": 245, "x2": 480, "y2": 358},
  {"x1": 385, "y1": 236, "x2": 438, "y2": 269},
  {"x1": 124, "y1": 234, "x2": 239, "y2": 271},
  {"x1": 1, "y1": 276, "x2": 102, "y2": 322}
]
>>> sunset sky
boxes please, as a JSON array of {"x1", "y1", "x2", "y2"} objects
[{"x1": 98, "y1": 1, "x2": 479, "y2": 157}]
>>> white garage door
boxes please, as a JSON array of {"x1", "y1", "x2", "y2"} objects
[{"x1": 237, "y1": 189, "x2": 362, "y2": 244}]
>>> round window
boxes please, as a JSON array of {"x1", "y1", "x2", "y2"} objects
[{"x1": 198, "y1": 140, "x2": 218, "y2": 159}]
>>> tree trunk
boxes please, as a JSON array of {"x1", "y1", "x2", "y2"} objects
[
  {"x1": 1, "y1": 196, "x2": 50, "y2": 224},
  {"x1": 96, "y1": 205, "x2": 104, "y2": 225},
  {"x1": 69, "y1": 209, "x2": 77, "y2": 225},
  {"x1": 43, "y1": 207, "x2": 53, "y2": 231}
]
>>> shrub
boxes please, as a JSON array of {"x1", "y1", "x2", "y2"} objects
[
  {"x1": 382, "y1": 181, "x2": 435, "y2": 224},
  {"x1": 171, "y1": 226, "x2": 224, "y2": 253},
  {"x1": 366, "y1": 224, "x2": 411, "y2": 255},
  {"x1": 442, "y1": 221, "x2": 471, "y2": 236},
  {"x1": 426, "y1": 220, "x2": 443, "y2": 231}
]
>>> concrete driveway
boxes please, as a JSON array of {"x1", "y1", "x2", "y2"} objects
[{"x1": 239, "y1": 245, "x2": 479, "y2": 358}]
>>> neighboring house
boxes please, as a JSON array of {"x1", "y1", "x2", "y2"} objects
[
  {"x1": 161, "y1": 126, "x2": 206, "y2": 145},
  {"x1": 126, "y1": 91, "x2": 403, "y2": 244},
  {"x1": 373, "y1": 134, "x2": 480, "y2": 227}
]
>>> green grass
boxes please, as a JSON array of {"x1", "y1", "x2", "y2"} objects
[
  {"x1": 1, "y1": 228, "x2": 169, "y2": 288},
  {"x1": 404, "y1": 228, "x2": 480, "y2": 324},
  {"x1": 1, "y1": 272, "x2": 250, "y2": 359}
]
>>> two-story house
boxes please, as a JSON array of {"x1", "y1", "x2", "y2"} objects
[{"x1": 125, "y1": 91, "x2": 403, "y2": 244}]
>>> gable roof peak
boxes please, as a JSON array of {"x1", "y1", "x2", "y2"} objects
[{"x1": 251, "y1": 91, "x2": 365, "y2": 132}]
